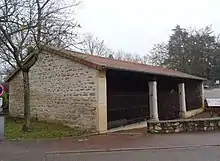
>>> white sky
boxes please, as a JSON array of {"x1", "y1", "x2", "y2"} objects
[{"x1": 76, "y1": 0, "x2": 220, "y2": 55}]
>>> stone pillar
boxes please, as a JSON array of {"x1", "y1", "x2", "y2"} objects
[
  {"x1": 201, "y1": 82, "x2": 205, "y2": 108},
  {"x1": 96, "y1": 71, "x2": 107, "y2": 133},
  {"x1": 148, "y1": 81, "x2": 159, "y2": 121},
  {"x1": 178, "y1": 83, "x2": 186, "y2": 118}
]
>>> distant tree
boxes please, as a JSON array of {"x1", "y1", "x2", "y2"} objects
[
  {"x1": 112, "y1": 50, "x2": 124, "y2": 60},
  {"x1": 0, "y1": 62, "x2": 14, "y2": 82},
  {"x1": 113, "y1": 50, "x2": 144, "y2": 63},
  {"x1": 130, "y1": 53, "x2": 143, "y2": 63},
  {"x1": 108, "y1": 54, "x2": 114, "y2": 59},
  {"x1": 165, "y1": 25, "x2": 191, "y2": 72},
  {"x1": 76, "y1": 33, "x2": 148, "y2": 63},
  {"x1": 148, "y1": 43, "x2": 168, "y2": 66},
  {"x1": 76, "y1": 33, "x2": 112, "y2": 57},
  {"x1": 149, "y1": 25, "x2": 220, "y2": 80},
  {"x1": 122, "y1": 52, "x2": 133, "y2": 62}
]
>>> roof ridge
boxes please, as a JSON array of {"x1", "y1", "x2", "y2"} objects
[
  {"x1": 64, "y1": 48, "x2": 168, "y2": 69},
  {"x1": 64, "y1": 49, "x2": 191, "y2": 74},
  {"x1": 53, "y1": 46, "x2": 204, "y2": 80},
  {"x1": 4, "y1": 46, "x2": 205, "y2": 83},
  {"x1": 45, "y1": 46, "x2": 175, "y2": 71}
]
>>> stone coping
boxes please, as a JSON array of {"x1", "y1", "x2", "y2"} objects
[
  {"x1": 148, "y1": 117, "x2": 220, "y2": 123},
  {"x1": 147, "y1": 117, "x2": 220, "y2": 133}
]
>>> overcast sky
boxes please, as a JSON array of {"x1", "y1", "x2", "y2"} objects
[{"x1": 76, "y1": 0, "x2": 220, "y2": 55}]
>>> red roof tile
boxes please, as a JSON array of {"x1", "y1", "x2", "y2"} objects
[
  {"x1": 5, "y1": 46, "x2": 204, "y2": 82},
  {"x1": 60, "y1": 48, "x2": 204, "y2": 80}
]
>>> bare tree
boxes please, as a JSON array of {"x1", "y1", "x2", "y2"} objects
[
  {"x1": 141, "y1": 55, "x2": 149, "y2": 64},
  {"x1": 0, "y1": 61, "x2": 14, "y2": 82},
  {"x1": 132, "y1": 54, "x2": 146, "y2": 63},
  {"x1": 148, "y1": 43, "x2": 169, "y2": 66},
  {"x1": 123, "y1": 52, "x2": 133, "y2": 62},
  {"x1": 0, "y1": 0, "x2": 79, "y2": 131},
  {"x1": 113, "y1": 50, "x2": 124, "y2": 60},
  {"x1": 76, "y1": 33, "x2": 148, "y2": 64},
  {"x1": 76, "y1": 33, "x2": 112, "y2": 57},
  {"x1": 113, "y1": 50, "x2": 145, "y2": 64}
]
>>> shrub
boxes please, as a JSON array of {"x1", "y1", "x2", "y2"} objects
[{"x1": 1, "y1": 92, "x2": 9, "y2": 114}]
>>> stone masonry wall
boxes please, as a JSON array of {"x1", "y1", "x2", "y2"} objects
[
  {"x1": 9, "y1": 51, "x2": 98, "y2": 130},
  {"x1": 148, "y1": 117, "x2": 220, "y2": 133}
]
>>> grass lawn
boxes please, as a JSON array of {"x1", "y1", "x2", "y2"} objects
[{"x1": 4, "y1": 117, "x2": 88, "y2": 140}]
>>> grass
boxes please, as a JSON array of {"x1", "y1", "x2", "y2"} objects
[{"x1": 4, "y1": 117, "x2": 88, "y2": 140}]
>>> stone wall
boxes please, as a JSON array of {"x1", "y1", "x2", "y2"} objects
[
  {"x1": 148, "y1": 117, "x2": 220, "y2": 133},
  {"x1": 9, "y1": 51, "x2": 99, "y2": 130}
]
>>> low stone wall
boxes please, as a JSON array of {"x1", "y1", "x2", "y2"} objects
[{"x1": 148, "y1": 117, "x2": 220, "y2": 133}]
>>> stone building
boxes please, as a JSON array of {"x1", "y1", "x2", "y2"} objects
[{"x1": 6, "y1": 46, "x2": 205, "y2": 133}]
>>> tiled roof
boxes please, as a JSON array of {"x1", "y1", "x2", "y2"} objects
[
  {"x1": 50, "y1": 47, "x2": 204, "y2": 80},
  {"x1": 5, "y1": 46, "x2": 204, "y2": 82}
]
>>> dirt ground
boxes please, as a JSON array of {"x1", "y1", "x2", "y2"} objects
[{"x1": 190, "y1": 111, "x2": 219, "y2": 119}]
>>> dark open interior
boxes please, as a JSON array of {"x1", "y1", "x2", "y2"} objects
[
  {"x1": 156, "y1": 76, "x2": 180, "y2": 120},
  {"x1": 106, "y1": 69, "x2": 203, "y2": 129},
  {"x1": 106, "y1": 69, "x2": 151, "y2": 129},
  {"x1": 185, "y1": 80, "x2": 203, "y2": 110}
]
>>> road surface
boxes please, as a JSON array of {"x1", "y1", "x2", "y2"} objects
[
  {"x1": 2, "y1": 145, "x2": 220, "y2": 161},
  {"x1": 2, "y1": 133, "x2": 220, "y2": 161},
  {"x1": 205, "y1": 88, "x2": 220, "y2": 98},
  {"x1": 45, "y1": 146, "x2": 220, "y2": 161}
]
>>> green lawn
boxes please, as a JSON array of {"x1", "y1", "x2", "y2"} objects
[{"x1": 4, "y1": 117, "x2": 88, "y2": 140}]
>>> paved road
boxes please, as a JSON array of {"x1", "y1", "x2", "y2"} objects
[
  {"x1": 45, "y1": 146, "x2": 220, "y2": 161},
  {"x1": 2, "y1": 145, "x2": 220, "y2": 161},
  {"x1": 2, "y1": 133, "x2": 220, "y2": 161},
  {"x1": 205, "y1": 88, "x2": 220, "y2": 98}
]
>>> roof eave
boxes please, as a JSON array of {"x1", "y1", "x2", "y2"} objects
[{"x1": 105, "y1": 66, "x2": 205, "y2": 81}]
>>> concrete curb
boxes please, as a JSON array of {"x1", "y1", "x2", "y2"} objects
[
  {"x1": 4, "y1": 132, "x2": 100, "y2": 141},
  {"x1": 46, "y1": 144, "x2": 220, "y2": 154},
  {"x1": 106, "y1": 132, "x2": 145, "y2": 135}
]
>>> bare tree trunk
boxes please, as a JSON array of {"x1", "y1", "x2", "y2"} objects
[{"x1": 22, "y1": 70, "x2": 31, "y2": 132}]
